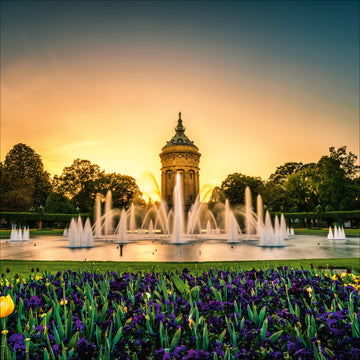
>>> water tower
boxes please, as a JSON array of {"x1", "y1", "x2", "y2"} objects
[{"x1": 160, "y1": 112, "x2": 201, "y2": 211}]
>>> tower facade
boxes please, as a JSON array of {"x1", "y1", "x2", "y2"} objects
[{"x1": 160, "y1": 112, "x2": 201, "y2": 210}]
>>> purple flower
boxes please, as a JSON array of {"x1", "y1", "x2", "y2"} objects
[
  {"x1": 183, "y1": 349, "x2": 210, "y2": 360},
  {"x1": 9, "y1": 334, "x2": 25, "y2": 356}
]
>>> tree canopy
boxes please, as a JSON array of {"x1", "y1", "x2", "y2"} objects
[
  {"x1": 53, "y1": 159, "x2": 144, "y2": 212},
  {"x1": 210, "y1": 173, "x2": 264, "y2": 207},
  {"x1": 210, "y1": 146, "x2": 359, "y2": 213},
  {"x1": 0, "y1": 144, "x2": 51, "y2": 211},
  {"x1": 2, "y1": 143, "x2": 358, "y2": 214}
]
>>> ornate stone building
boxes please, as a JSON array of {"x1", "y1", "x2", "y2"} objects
[{"x1": 160, "y1": 112, "x2": 201, "y2": 210}]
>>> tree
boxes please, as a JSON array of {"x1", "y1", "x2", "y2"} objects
[
  {"x1": 208, "y1": 186, "x2": 226, "y2": 206},
  {"x1": 317, "y1": 156, "x2": 352, "y2": 211},
  {"x1": 1, "y1": 144, "x2": 51, "y2": 210},
  {"x1": 329, "y1": 146, "x2": 360, "y2": 179},
  {"x1": 219, "y1": 173, "x2": 264, "y2": 206},
  {"x1": 261, "y1": 181, "x2": 287, "y2": 212},
  {"x1": 0, "y1": 164, "x2": 35, "y2": 211},
  {"x1": 53, "y1": 159, "x2": 103, "y2": 212},
  {"x1": 97, "y1": 173, "x2": 144, "y2": 209},
  {"x1": 44, "y1": 192, "x2": 75, "y2": 214},
  {"x1": 53, "y1": 159, "x2": 145, "y2": 212},
  {"x1": 269, "y1": 162, "x2": 304, "y2": 183}
]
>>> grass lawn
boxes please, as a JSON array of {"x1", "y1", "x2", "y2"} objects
[
  {"x1": 1, "y1": 258, "x2": 359, "y2": 278},
  {"x1": 0, "y1": 229, "x2": 64, "y2": 237},
  {"x1": 294, "y1": 228, "x2": 360, "y2": 235}
]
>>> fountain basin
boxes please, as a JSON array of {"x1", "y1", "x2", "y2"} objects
[{"x1": 1, "y1": 235, "x2": 358, "y2": 262}]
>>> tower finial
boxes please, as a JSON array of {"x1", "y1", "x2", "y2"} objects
[{"x1": 178, "y1": 111, "x2": 181, "y2": 120}]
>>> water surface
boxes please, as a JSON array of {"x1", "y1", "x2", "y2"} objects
[{"x1": 1, "y1": 235, "x2": 359, "y2": 262}]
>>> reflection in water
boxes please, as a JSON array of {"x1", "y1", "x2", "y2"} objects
[{"x1": 1, "y1": 236, "x2": 359, "y2": 262}]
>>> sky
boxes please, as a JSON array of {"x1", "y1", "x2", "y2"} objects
[{"x1": 1, "y1": 1, "x2": 359, "y2": 201}]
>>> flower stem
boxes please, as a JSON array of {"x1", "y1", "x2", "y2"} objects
[{"x1": 1, "y1": 318, "x2": 7, "y2": 360}]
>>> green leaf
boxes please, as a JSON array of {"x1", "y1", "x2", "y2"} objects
[
  {"x1": 258, "y1": 306, "x2": 267, "y2": 327},
  {"x1": 52, "y1": 323, "x2": 61, "y2": 345},
  {"x1": 170, "y1": 327, "x2": 181, "y2": 352},
  {"x1": 218, "y1": 329, "x2": 227, "y2": 344},
  {"x1": 66, "y1": 310, "x2": 73, "y2": 339},
  {"x1": 260, "y1": 318, "x2": 268, "y2": 341},
  {"x1": 99, "y1": 301, "x2": 109, "y2": 323},
  {"x1": 268, "y1": 330, "x2": 283, "y2": 343},
  {"x1": 68, "y1": 349, "x2": 74, "y2": 360},
  {"x1": 43, "y1": 349, "x2": 50, "y2": 360},
  {"x1": 210, "y1": 287, "x2": 222, "y2": 302},
  {"x1": 112, "y1": 327, "x2": 123, "y2": 351},
  {"x1": 172, "y1": 275, "x2": 186, "y2": 293},
  {"x1": 223, "y1": 347, "x2": 230, "y2": 360},
  {"x1": 68, "y1": 331, "x2": 80, "y2": 351},
  {"x1": 247, "y1": 305, "x2": 254, "y2": 322},
  {"x1": 95, "y1": 325, "x2": 102, "y2": 348},
  {"x1": 324, "y1": 347, "x2": 334, "y2": 357},
  {"x1": 202, "y1": 324, "x2": 209, "y2": 351},
  {"x1": 190, "y1": 286, "x2": 201, "y2": 300}
]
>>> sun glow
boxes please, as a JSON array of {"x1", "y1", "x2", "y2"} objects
[{"x1": 1, "y1": 1, "x2": 358, "y2": 200}]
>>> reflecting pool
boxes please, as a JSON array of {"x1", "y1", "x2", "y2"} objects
[{"x1": 1, "y1": 235, "x2": 359, "y2": 262}]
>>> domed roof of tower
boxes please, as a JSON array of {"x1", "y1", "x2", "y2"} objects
[{"x1": 163, "y1": 112, "x2": 198, "y2": 149}]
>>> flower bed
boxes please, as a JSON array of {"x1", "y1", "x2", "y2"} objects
[{"x1": 1, "y1": 267, "x2": 359, "y2": 359}]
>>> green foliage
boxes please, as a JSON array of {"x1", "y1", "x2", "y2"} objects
[
  {"x1": 0, "y1": 212, "x2": 90, "y2": 226},
  {"x1": 211, "y1": 146, "x2": 359, "y2": 213},
  {"x1": 0, "y1": 169, "x2": 34, "y2": 211},
  {"x1": 0, "y1": 144, "x2": 51, "y2": 211},
  {"x1": 53, "y1": 159, "x2": 144, "y2": 212},
  {"x1": 217, "y1": 173, "x2": 264, "y2": 206},
  {"x1": 53, "y1": 159, "x2": 102, "y2": 211},
  {"x1": 284, "y1": 165, "x2": 319, "y2": 212},
  {"x1": 276, "y1": 210, "x2": 360, "y2": 229},
  {"x1": 0, "y1": 212, "x2": 41, "y2": 223},
  {"x1": 329, "y1": 145, "x2": 360, "y2": 179},
  {"x1": 96, "y1": 173, "x2": 145, "y2": 209},
  {"x1": 44, "y1": 192, "x2": 75, "y2": 214},
  {"x1": 269, "y1": 162, "x2": 305, "y2": 183}
]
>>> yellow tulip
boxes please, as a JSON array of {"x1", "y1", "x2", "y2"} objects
[{"x1": 0, "y1": 294, "x2": 15, "y2": 318}]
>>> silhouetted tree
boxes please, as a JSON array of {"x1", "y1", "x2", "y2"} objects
[
  {"x1": 268, "y1": 162, "x2": 304, "y2": 183},
  {"x1": 53, "y1": 159, "x2": 103, "y2": 212},
  {"x1": 329, "y1": 146, "x2": 360, "y2": 179},
  {"x1": 53, "y1": 159, "x2": 144, "y2": 211},
  {"x1": 0, "y1": 144, "x2": 51, "y2": 210},
  {"x1": 97, "y1": 173, "x2": 145, "y2": 209},
  {"x1": 216, "y1": 173, "x2": 264, "y2": 206}
]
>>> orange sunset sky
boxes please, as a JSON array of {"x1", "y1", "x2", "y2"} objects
[{"x1": 1, "y1": 1, "x2": 359, "y2": 201}]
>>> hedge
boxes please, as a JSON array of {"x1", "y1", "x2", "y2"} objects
[{"x1": 0, "y1": 212, "x2": 91, "y2": 224}]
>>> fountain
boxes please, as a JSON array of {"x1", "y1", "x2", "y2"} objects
[
  {"x1": 245, "y1": 187, "x2": 254, "y2": 239},
  {"x1": 328, "y1": 225, "x2": 346, "y2": 240},
  {"x1": 68, "y1": 218, "x2": 93, "y2": 248},
  {"x1": 94, "y1": 193, "x2": 102, "y2": 238},
  {"x1": 258, "y1": 211, "x2": 286, "y2": 247},
  {"x1": 61, "y1": 173, "x2": 289, "y2": 248},
  {"x1": 10, "y1": 226, "x2": 30, "y2": 242}
]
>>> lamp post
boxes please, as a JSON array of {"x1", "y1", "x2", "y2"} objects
[{"x1": 38, "y1": 205, "x2": 44, "y2": 229}]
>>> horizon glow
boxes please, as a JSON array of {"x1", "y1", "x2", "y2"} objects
[{"x1": 1, "y1": 1, "x2": 359, "y2": 202}]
